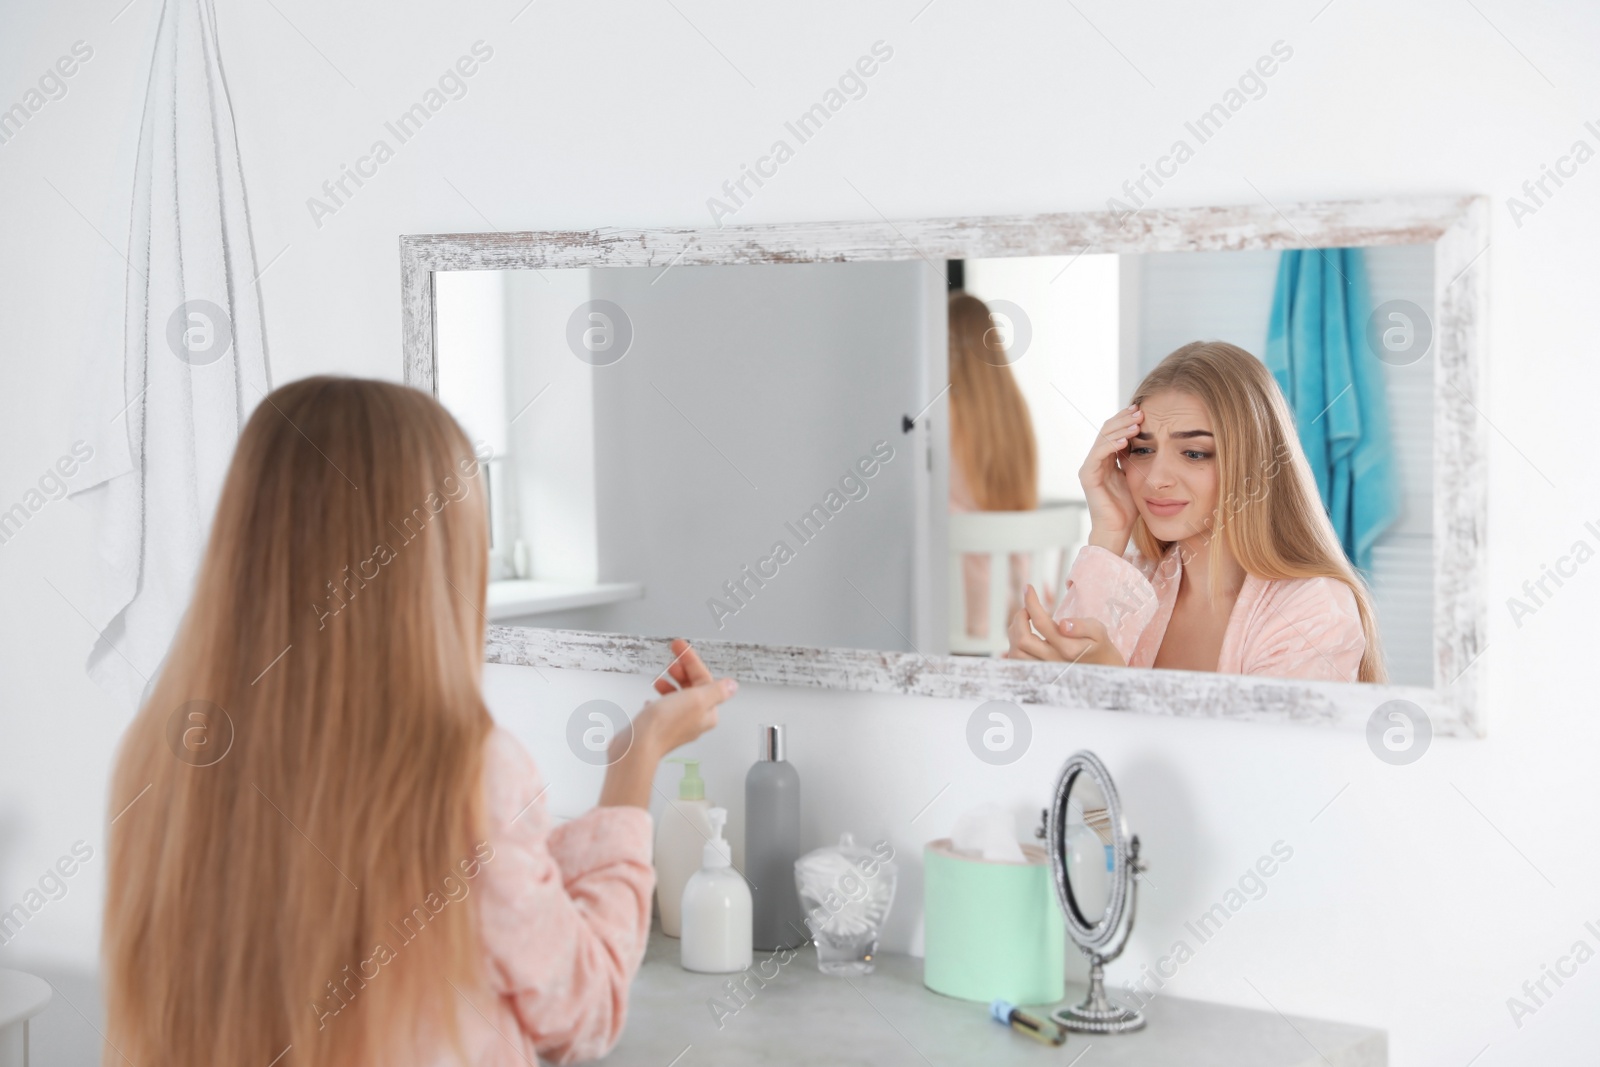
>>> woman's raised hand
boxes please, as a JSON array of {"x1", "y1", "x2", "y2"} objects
[
  {"x1": 600, "y1": 639, "x2": 736, "y2": 809},
  {"x1": 1079, "y1": 405, "x2": 1142, "y2": 557},
  {"x1": 640, "y1": 639, "x2": 735, "y2": 754},
  {"x1": 1004, "y1": 585, "x2": 1127, "y2": 667}
]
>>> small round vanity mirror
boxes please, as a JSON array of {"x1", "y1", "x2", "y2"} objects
[
  {"x1": 1062, "y1": 771, "x2": 1113, "y2": 929},
  {"x1": 1047, "y1": 750, "x2": 1145, "y2": 1033}
]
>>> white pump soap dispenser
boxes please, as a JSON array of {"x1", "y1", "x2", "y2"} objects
[{"x1": 679, "y1": 807, "x2": 753, "y2": 974}]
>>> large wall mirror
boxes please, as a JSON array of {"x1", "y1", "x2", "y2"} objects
[{"x1": 401, "y1": 196, "x2": 1486, "y2": 736}]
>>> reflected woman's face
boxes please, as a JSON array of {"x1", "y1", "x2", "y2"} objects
[{"x1": 1122, "y1": 389, "x2": 1219, "y2": 543}]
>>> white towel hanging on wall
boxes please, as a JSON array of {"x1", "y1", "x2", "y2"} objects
[{"x1": 68, "y1": 0, "x2": 271, "y2": 705}]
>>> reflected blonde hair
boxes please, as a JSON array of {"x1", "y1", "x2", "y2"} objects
[
  {"x1": 1130, "y1": 342, "x2": 1386, "y2": 683},
  {"x1": 948, "y1": 293, "x2": 1038, "y2": 511},
  {"x1": 103, "y1": 377, "x2": 494, "y2": 1067}
]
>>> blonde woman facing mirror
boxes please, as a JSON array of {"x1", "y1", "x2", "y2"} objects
[
  {"x1": 102, "y1": 378, "x2": 735, "y2": 1067},
  {"x1": 1005, "y1": 341, "x2": 1385, "y2": 683},
  {"x1": 948, "y1": 292, "x2": 1041, "y2": 637}
]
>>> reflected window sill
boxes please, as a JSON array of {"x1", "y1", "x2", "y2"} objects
[{"x1": 487, "y1": 579, "x2": 644, "y2": 621}]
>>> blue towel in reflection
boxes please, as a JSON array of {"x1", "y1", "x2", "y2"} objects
[{"x1": 1264, "y1": 248, "x2": 1398, "y2": 575}]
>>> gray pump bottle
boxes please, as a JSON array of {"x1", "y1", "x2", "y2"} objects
[{"x1": 744, "y1": 724, "x2": 805, "y2": 950}]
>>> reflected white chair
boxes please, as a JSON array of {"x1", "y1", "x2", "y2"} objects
[
  {"x1": 948, "y1": 502, "x2": 1088, "y2": 656},
  {"x1": 0, "y1": 970, "x2": 51, "y2": 1067}
]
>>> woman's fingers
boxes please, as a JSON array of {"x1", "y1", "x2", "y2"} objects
[
  {"x1": 1022, "y1": 583, "x2": 1054, "y2": 633},
  {"x1": 1006, "y1": 597, "x2": 1063, "y2": 661},
  {"x1": 1051, "y1": 636, "x2": 1099, "y2": 661},
  {"x1": 655, "y1": 638, "x2": 707, "y2": 692},
  {"x1": 1023, "y1": 587, "x2": 1104, "y2": 663},
  {"x1": 1006, "y1": 615, "x2": 1095, "y2": 663},
  {"x1": 677, "y1": 642, "x2": 715, "y2": 688},
  {"x1": 647, "y1": 673, "x2": 738, "y2": 753},
  {"x1": 1081, "y1": 407, "x2": 1142, "y2": 479},
  {"x1": 1059, "y1": 616, "x2": 1110, "y2": 643},
  {"x1": 656, "y1": 642, "x2": 685, "y2": 691},
  {"x1": 1024, "y1": 585, "x2": 1082, "y2": 660},
  {"x1": 1006, "y1": 598, "x2": 1123, "y2": 667},
  {"x1": 1005, "y1": 608, "x2": 1039, "y2": 658},
  {"x1": 1000, "y1": 582, "x2": 1122, "y2": 669},
  {"x1": 666, "y1": 639, "x2": 693, "y2": 687},
  {"x1": 1053, "y1": 617, "x2": 1125, "y2": 667},
  {"x1": 1098, "y1": 406, "x2": 1142, "y2": 448},
  {"x1": 1007, "y1": 629, "x2": 1056, "y2": 661}
]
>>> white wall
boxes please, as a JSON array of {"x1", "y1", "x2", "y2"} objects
[{"x1": 2, "y1": 2, "x2": 1598, "y2": 1065}]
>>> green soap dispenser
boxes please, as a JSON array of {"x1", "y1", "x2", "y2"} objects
[{"x1": 655, "y1": 757, "x2": 714, "y2": 937}]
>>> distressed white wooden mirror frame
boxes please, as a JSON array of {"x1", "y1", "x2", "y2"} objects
[{"x1": 400, "y1": 194, "x2": 1487, "y2": 737}]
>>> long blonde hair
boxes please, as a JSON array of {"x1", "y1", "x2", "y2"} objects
[
  {"x1": 104, "y1": 377, "x2": 494, "y2": 1066},
  {"x1": 948, "y1": 293, "x2": 1038, "y2": 510},
  {"x1": 1129, "y1": 342, "x2": 1386, "y2": 683}
]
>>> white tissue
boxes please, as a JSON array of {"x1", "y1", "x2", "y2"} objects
[{"x1": 950, "y1": 804, "x2": 1026, "y2": 863}]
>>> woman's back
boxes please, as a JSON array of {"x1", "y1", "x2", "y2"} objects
[
  {"x1": 104, "y1": 378, "x2": 499, "y2": 1067},
  {"x1": 104, "y1": 376, "x2": 734, "y2": 1067}
]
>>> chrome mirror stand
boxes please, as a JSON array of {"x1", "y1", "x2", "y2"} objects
[{"x1": 1053, "y1": 835, "x2": 1145, "y2": 1034}]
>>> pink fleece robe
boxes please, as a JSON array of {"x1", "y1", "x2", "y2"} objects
[
  {"x1": 447, "y1": 728, "x2": 655, "y2": 1066},
  {"x1": 1052, "y1": 544, "x2": 1365, "y2": 681}
]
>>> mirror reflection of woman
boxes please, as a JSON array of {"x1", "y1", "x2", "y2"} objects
[
  {"x1": 948, "y1": 293, "x2": 1042, "y2": 637},
  {"x1": 1006, "y1": 341, "x2": 1385, "y2": 683}
]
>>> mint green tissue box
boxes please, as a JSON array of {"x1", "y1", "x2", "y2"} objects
[{"x1": 922, "y1": 839, "x2": 1064, "y2": 1004}]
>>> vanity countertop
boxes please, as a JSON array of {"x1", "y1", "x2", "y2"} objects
[{"x1": 601, "y1": 931, "x2": 1385, "y2": 1067}]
